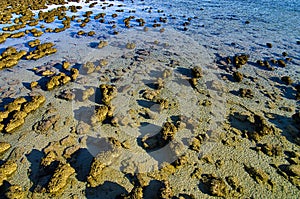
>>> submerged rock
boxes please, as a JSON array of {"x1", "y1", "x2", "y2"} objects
[{"x1": 82, "y1": 87, "x2": 94, "y2": 101}]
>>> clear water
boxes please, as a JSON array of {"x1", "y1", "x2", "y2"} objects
[{"x1": 134, "y1": 0, "x2": 300, "y2": 76}]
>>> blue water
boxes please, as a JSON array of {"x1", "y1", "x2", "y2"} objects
[
  {"x1": 131, "y1": 0, "x2": 300, "y2": 75},
  {"x1": 138, "y1": 0, "x2": 300, "y2": 40}
]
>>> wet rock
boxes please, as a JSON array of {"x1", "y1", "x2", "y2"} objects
[
  {"x1": 201, "y1": 174, "x2": 228, "y2": 197},
  {"x1": 100, "y1": 84, "x2": 117, "y2": 105},
  {"x1": 233, "y1": 71, "x2": 243, "y2": 82},
  {"x1": 191, "y1": 168, "x2": 202, "y2": 179},
  {"x1": 26, "y1": 42, "x2": 57, "y2": 60},
  {"x1": 239, "y1": 88, "x2": 253, "y2": 98},
  {"x1": 62, "y1": 61, "x2": 70, "y2": 70},
  {"x1": 256, "y1": 60, "x2": 274, "y2": 71},
  {"x1": 266, "y1": 43, "x2": 272, "y2": 48},
  {"x1": 246, "y1": 114, "x2": 276, "y2": 141},
  {"x1": 142, "y1": 121, "x2": 178, "y2": 150},
  {"x1": 281, "y1": 76, "x2": 293, "y2": 85},
  {"x1": 5, "y1": 185, "x2": 26, "y2": 199},
  {"x1": 191, "y1": 66, "x2": 203, "y2": 78},
  {"x1": 244, "y1": 165, "x2": 269, "y2": 184},
  {"x1": 292, "y1": 111, "x2": 300, "y2": 124},
  {"x1": 142, "y1": 89, "x2": 160, "y2": 101},
  {"x1": 0, "y1": 47, "x2": 27, "y2": 70},
  {"x1": 98, "y1": 40, "x2": 108, "y2": 49},
  {"x1": 77, "y1": 30, "x2": 85, "y2": 35},
  {"x1": 0, "y1": 142, "x2": 11, "y2": 154},
  {"x1": 233, "y1": 54, "x2": 249, "y2": 68},
  {"x1": 278, "y1": 59, "x2": 286, "y2": 67},
  {"x1": 158, "y1": 180, "x2": 173, "y2": 199},
  {"x1": 47, "y1": 163, "x2": 75, "y2": 194},
  {"x1": 126, "y1": 42, "x2": 136, "y2": 49},
  {"x1": 119, "y1": 186, "x2": 143, "y2": 199},
  {"x1": 259, "y1": 143, "x2": 283, "y2": 157},
  {"x1": 82, "y1": 61, "x2": 95, "y2": 74},
  {"x1": 91, "y1": 105, "x2": 109, "y2": 125},
  {"x1": 286, "y1": 164, "x2": 300, "y2": 177},
  {"x1": 87, "y1": 141, "x2": 121, "y2": 187},
  {"x1": 87, "y1": 31, "x2": 95, "y2": 36},
  {"x1": 0, "y1": 160, "x2": 17, "y2": 186},
  {"x1": 282, "y1": 52, "x2": 288, "y2": 57},
  {"x1": 46, "y1": 73, "x2": 71, "y2": 90}
]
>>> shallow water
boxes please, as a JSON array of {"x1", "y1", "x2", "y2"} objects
[{"x1": 0, "y1": 0, "x2": 299, "y2": 198}]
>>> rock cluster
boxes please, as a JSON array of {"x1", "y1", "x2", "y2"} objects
[
  {"x1": 141, "y1": 121, "x2": 180, "y2": 150},
  {"x1": 45, "y1": 67, "x2": 79, "y2": 91},
  {"x1": 0, "y1": 95, "x2": 45, "y2": 133},
  {"x1": 26, "y1": 42, "x2": 57, "y2": 60},
  {"x1": 90, "y1": 84, "x2": 117, "y2": 125},
  {"x1": 0, "y1": 160, "x2": 18, "y2": 186},
  {"x1": 0, "y1": 47, "x2": 27, "y2": 70}
]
